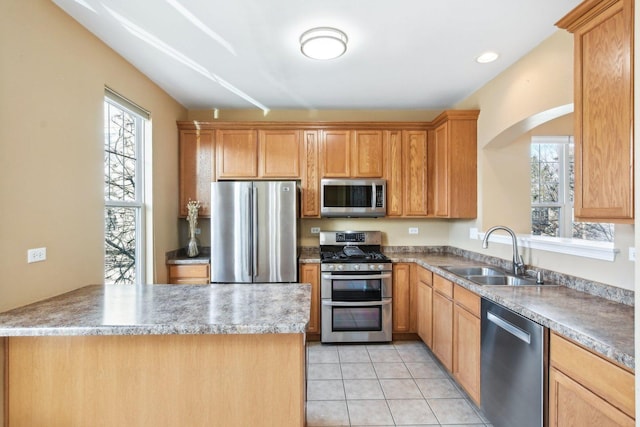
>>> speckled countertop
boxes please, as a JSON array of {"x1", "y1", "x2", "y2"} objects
[
  {"x1": 0, "y1": 283, "x2": 310, "y2": 336},
  {"x1": 166, "y1": 247, "x2": 210, "y2": 265},
  {"x1": 300, "y1": 247, "x2": 634, "y2": 370}
]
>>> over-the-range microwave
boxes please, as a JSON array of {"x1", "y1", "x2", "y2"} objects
[{"x1": 320, "y1": 178, "x2": 386, "y2": 217}]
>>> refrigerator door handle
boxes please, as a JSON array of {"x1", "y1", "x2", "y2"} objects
[
  {"x1": 252, "y1": 185, "x2": 258, "y2": 278},
  {"x1": 245, "y1": 187, "x2": 252, "y2": 278}
]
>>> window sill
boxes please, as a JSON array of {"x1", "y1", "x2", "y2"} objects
[{"x1": 477, "y1": 232, "x2": 619, "y2": 262}]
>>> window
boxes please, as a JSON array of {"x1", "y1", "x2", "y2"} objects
[
  {"x1": 104, "y1": 89, "x2": 149, "y2": 284},
  {"x1": 530, "y1": 136, "x2": 613, "y2": 242}
]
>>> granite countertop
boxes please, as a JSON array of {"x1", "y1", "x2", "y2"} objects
[
  {"x1": 0, "y1": 283, "x2": 310, "y2": 337},
  {"x1": 166, "y1": 247, "x2": 210, "y2": 265},
  {"x1": 388, "y1": 252, "x2": 634, "y2": 370}
]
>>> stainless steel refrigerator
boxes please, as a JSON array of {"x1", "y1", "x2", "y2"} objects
[{"x1": 210, "y1": 181, "x2": 298, "y2": 283}]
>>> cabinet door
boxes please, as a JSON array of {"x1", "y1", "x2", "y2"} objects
[
  {"x1": 216, "y1": 129, "x2": 258, "y2": 178},
  {"x1": 299, "y1": 263, "x2": 321, "y2": 334},
  {"x1": 549, "y1": 368, "x2": 634, "y2": 427},
  {"x1": 351, "y1": 130, "x2": 384, "y2": 177},
  {"x1": 392, "y1": 263, "x2": 411, "y2": 333},
  {"x1": 384, "y1": 130, "x2": 404, "y2": 216},
  {"x1": 403, "y1": 130, "x2": 428, "y2": 216},
  {"x1": 433, "y1": 122, "x2": 449, "y2": 217},
  {"x1": 321, "y1": 130, "x2": 351, "y2": 177},
  {"x1": 179, "y1": 129, "x2": 214, "y2": 217},
  {"x1": 432, "y1": 292, "x2": 453, "y2": 371},
  {"x1": 301, "y1": 130, "x2": 320, "y2": 217},
  {"x1": 453, "y1": 304, "x2": 480, "y2": 405},
  {"x1": 558, "y1": 0, "x2": 634, "y2": 222},
  {"x1": 416, "y1": 279, "x2": 433, "y2": 348},
  {"x1": 258, "y1": 130, "x2": 301, "y2": 178},
  {"x1": 167, "y1": 264, "x2": 210, "y2": 285}
]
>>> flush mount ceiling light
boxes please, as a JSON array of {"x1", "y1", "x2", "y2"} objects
[
  {"x1": 476, "y1": 51, "x2": 499, "y2": 64},
  {"x1": 300, "y1": 27, "x2": 348, "y2": 60}
]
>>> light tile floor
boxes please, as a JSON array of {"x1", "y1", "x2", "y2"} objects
[{"x1": 306, "y1": 340, "x2": 493, "y2": 426}]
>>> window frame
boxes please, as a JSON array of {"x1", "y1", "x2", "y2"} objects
[{"x1": 104, "y1": 89, "x2": 149, "y2": 284}]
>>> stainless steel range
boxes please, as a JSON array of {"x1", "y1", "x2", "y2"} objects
[{"x1": 319, "y1": 231, "x2": 392, "y2": 343}]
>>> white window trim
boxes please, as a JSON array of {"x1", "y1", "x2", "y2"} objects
[{"x1": 476, "y1": 232, "x2": 619, "y2": 262}]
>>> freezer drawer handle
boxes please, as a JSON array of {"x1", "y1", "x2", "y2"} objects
[
  {"x1": 487, "y1": 311, "x2": 531, "y2": 344},
  {"x1": 322, "y1": 299, "x2": 392, "y2": 307}
]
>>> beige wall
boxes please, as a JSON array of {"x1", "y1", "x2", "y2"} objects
[{"x1": 0, "y1": 0, "x2": 187, "y2": 313}]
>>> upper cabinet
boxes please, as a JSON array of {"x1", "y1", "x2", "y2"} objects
[
  {"x1": 429, "y1": 111, "x2": 479, "y2": 218},
  {"x1": 216, "y1": 129, "x2": 301, "y2": 179},
  {"x1": 179, "y1": 129, "x2": 214, "y2": 217},
  {"x1": 557, "y1": 0, "x2": 634, "y2": 222},
  {"x1": 320, "y1": 129, "x2": 384, "y2": 178}
]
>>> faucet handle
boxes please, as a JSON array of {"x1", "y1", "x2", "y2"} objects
[{"x1": 524, "y1": 269, "x2": 544, "y2": 284}]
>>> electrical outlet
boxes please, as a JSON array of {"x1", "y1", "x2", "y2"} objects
[
  {"x1": 310, "y1": 227, "x2": 320, "y2": 234},
  {"x1": 27, "y1": 247, "x2": 47, "y2": 263},
  {"x1": 408, "y1": 227, "x2": 419, "y2": 235},
  {"x1": 195, "y1": 228, "x2": 201, "y2": 235},
  {"x1": 469, "y1": 227, "x2": 479, "y2": 239},
  {"x1": 629, "y1": 247, "x2": 636, "y2": 262}
]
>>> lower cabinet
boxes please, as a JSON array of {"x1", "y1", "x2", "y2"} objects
[
  {"x1": 392, "y1": 263, "x2": 413, "y2": 333},
  {"x1": 299, "y1": 263, "x2": 321, "y2": 335},
  {"x1": 431, "y1": 275, "x2": 454, "y2": 371},
  {"x1": 416, "y1": 266, "x2": 433, "y2": 347},
  {"x1": 452, "y1": 284, "x2": 481, "y2": 405},
  {"x1": 549, "y1": 332, "x2": 635, "y2": 427},
  {"x1": 167, "y1": 264, "x2": 210, "y2": 284}
]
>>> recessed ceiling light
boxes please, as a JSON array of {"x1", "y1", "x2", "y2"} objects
[
  {"x1": 476, "y1": 51, "x2": 499, "y2": 64},
  {"x1": 300, "y1": 27, "x2": 348, "y2": 60}
]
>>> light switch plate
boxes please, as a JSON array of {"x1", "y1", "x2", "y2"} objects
[
  {"x1": 408, "y1": 227, "x2": 419, "y2": 235},
  {"x1": 469, "y1": 227, "x2": 479, "y2": 239},
  {"x1": 310, "y1": 227, "x2": 320, "y2": 234},
  {"x1": 629, "y1": 247, "x2": 635, "y2": 262}
]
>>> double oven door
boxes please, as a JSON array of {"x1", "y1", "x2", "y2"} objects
[{"x1": 321, "y1": 268, "x2": 392, "y2": 343}]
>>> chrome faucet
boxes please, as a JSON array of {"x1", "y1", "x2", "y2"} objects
[{"x1": 482, "y1": 225, "x2": 525, "y2": 276}]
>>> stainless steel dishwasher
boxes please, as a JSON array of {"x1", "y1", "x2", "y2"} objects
[{"x1": 481, "y1": 298, "x2": 549, "y2": 427}]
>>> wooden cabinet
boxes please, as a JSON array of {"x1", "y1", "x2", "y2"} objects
[
  {"x1": 301, "y1": 130, "x2": 320, "y2": 217},
  {"x1": 384, "y1": 130, "x2": 428, "y2": 217},
  {"x1": 429, "y1": 111, "x2": 479, "y2": 218},
  {"x1": 557, "y1": 0, "x2": 634, "y2": 222},
  {"x1": 392, "y1": 263, "x2": 412, "y2": 333},
  {"x1": 452, "y1": 284, "x2": 481, "y2": 405},
  {"x1": 431, "y1": 274, "x2": 453, "y2": 371},
  {"x1": 549, "y1": 332, "x2": 635, "y2": 427},
  {"x1": 299, "y1": 263, "x2": 321, "y2": 335},
  {"x1": 216, "y1": 129, "x2": 301, "y2": 179},
  {"x1": 179, "y1": 129, "x2": 214, "y2": 217},
  {"x1": 167, "y1": 264, "x2": 210, "y2": 285},
  {"x1": 415, "y1": 266, "x2": 433, "y2": 347},
  {"x1": 320, "y1": 129, "x2": 384, "y2": 178}
]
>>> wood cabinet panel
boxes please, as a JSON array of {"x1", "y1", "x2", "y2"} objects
[
  {"x1": 258, "y1": 130, "x2": 301, "y2": 178},
  {"x1": 392, "y1": 263, "x2": 412, "y2": 333},
  {"x1": 301, "y1": 130, "x2": 320, "y2": 217},
  {"x1": 167, "y1": 264, "x2": 210, "y2": 285},
  {"x1": 299, "y1": 263, "x2": 320, "y2": 334},
  {"x1": 433, "y1": 123, "x2": 449, "y2": 217},
  {"x1": 384, "y1": 130, "x2": 404, "y2": 216},
  {"x1": 453, "y1": 301, "x2": 480, "y2": 405},
  {"x1": 416, "y1": 266, "x2": 433, "y2": 347},
  {"x1": 550, "y1": 332, "x2": 634, "y2": 419},
  {"x1": 351, "y1": 130, "x2": 384, "y2": 177},
  {"x1": 179, "y1": 129, "x2": 214, "y2": 217},
  {"x1": 403, "y1": 130, "x2": 429, "y2": 216},
  {"x1": 216, "y1": 129, "x2": 258, "y2": 178},
  {"x1": 432, "y1": 283, "x2": 453, "y2": 371},
  {"x1": 321, "y1": 129, "x2": 351, "y2": 177},
  {"x1": 557, "y1": 0, "x2": 634, "y2": 222}
]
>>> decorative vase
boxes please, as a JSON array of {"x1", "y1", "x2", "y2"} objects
[
  {"x1": 185, "y1": 200, "x2": 201, "y2": 257},
  {"x1": 187, "y1": 234, "x2": 199, "y2": 257}
]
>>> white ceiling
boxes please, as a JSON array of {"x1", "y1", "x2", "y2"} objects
[{"x1": 52, "y1": 0, "x2": 581, "y2": 112}]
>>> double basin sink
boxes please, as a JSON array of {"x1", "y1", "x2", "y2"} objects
[{"x1": 440, "y1": 265, "x2": 552, "y2": 287}]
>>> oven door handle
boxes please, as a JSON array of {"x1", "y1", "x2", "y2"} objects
[
  {"x1": 322, "y1": 300, "x2": 392, "y2": 307},
  {"x1": 321, "y1": 273, "x2": 392, "y2": 281}
]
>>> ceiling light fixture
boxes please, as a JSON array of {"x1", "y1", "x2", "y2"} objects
[
  {"x1": 476, "y1": 51, "x2": 499, "y2": 64},
  {"x1": 300, "y1": 27, "x2": 348, "y2": 60}
]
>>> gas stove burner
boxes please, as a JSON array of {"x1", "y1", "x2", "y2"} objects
[{"x1": 343, "y1": 246, "x2": 365, "y2": 257}]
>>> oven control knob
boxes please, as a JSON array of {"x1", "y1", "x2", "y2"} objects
[
  {"x1": 369, "y1": 264, "x2": 375, "y2": 270},
  {"x1": 377, "y1": 264, "x2": 384, "y2": 270},
  {"x1": 353, "y1": 265, "x2": 360, "y2": 271},
  {"x1": 337, "y1": 265, "x2": 344, "y2": 271},
  {"x1": 327, "y1": 265, "x2": 334, "y2": 271}
]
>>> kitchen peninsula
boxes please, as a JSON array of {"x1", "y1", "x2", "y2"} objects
[{"x1": 0, "y1": 283, "x2": 310, "y2": 427}]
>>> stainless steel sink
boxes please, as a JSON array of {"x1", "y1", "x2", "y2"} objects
[
  {"x1": 441, "y1": 266, "x2": 505, "y2": 277},
  {"x1": 466, "y1": 275, "x2": 538, "y2": 286}
]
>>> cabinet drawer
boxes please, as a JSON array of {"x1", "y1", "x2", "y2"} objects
[
  {"x1": 417, "y1": 266, "x2": 432, "y2": 286},
  {"x1": 168, "y1": 264, "x2": 210, "y2": 279},
  {"x1": 550, "y1": 332, "x2": 634, "y2": 418},
  {"x1": 170, "y1": 278, "x2": 211, "y2": 285},
  {"x1": 453, "y1": 284, "x2": 480, "y2": 317},
  {"x1": 433, "y1": 275, "x2": 453, "y2": 298}
]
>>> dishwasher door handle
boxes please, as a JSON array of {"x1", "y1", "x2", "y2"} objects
[{"x1": 487, "y1": 311, "x2": 531, "y2": 344}]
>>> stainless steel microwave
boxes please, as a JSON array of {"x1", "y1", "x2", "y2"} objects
[{"x1": 320, "y1": 179, "x2": 386, "y2": 217}]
